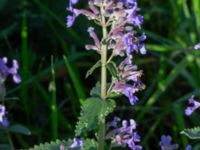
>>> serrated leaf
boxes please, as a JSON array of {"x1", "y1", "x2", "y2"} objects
[
  {"x1": 85, "y1": 60, "x2": 101, "y2": 78},
  {"x1": 75, "y1": 97, "x2": 116, "y2": 136},
  {"x1": 90, "y1": 82, "x2": 101, "y2": 97},
  {"x1": 8, "y1": 124, "x2": 31, "y2": 135},
  {"x1": 181, "y1": 126, "x2": 200, "y2": 139},
  {"x1": 107, "y1": 61, "x2": 119, "y2": 79},
  {"x1": 82, "y1": 139, "x2": 97, "y2": 150},
  {"x1": 28, "y1": 139, "x2": 97, "y2": 150},
  {"x1": 29, "y1": 139, "x2": 70, "y2": 150}
]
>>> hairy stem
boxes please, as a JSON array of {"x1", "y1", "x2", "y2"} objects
[{"x1": 98, "y1": 3, "x2": 108, "y2": 150}]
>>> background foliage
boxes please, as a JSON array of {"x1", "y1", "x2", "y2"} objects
[{"x1": 0, "y1": 0, "x2": 200, "y2": 149}]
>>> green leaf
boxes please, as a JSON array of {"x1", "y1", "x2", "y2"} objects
[
  {"x1": 82, "y1": 139, "x2": 97, "y2": 150},
  {"x1": 63, "y1": 55, "x2": 86, "y2": 104},
  {"x1": 75, "y1": 97, "x2": 116, "y2": 136},
  {"x1": 29, "y1": 139, "x2": 70, "y2": 150},
  {"x1": 28, "y1": 139, "x2": 97, "y2": 150},
  {"x1": 85, "y1": 60, "x2": 101, "y2": 78},
  {"x1": 181, "y1": 127, "x2": 200, "y2": 139},
  {"x1": 8, "y1": 124, "x2": 31, "y2": 135},
  {"x1": 90, "y1": 82, "x2": 101, "y2": 97},
  {"x1": 107, "y1": 61, "x2": 119, "y2": 79}
]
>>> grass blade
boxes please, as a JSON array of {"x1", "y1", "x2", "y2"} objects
[
  {"x1": 50, "y1": 56, "x2": 58, "y2": 140},
  {"x1": 63, "y1": 55, "x2": 86, "y2": 104},
  {"x1": 137, "y1": 54, "x2": 194, "y2": 122}
]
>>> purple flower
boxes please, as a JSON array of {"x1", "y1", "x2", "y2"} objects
[
  {"x1": 0, "y1": 57, "x2": 21, "y2": 84},
  {"x1": 194, "y1": 43, "x2": 200, "y2": 50},
  {"x1": 69, "y1": 138, "x2": 83, "y2": 149},
  {"x1": 122, "y1": 32, "x2": 146, "y2": 56},
  {"x1": 113, "y1": 82, "x2": 138, "y2": 105},
  {"x1": 106, "y1": 118, "x2": 142, "y2": 150},
  {"x1": 112, "y1": 57, "x2": 145, "y2": 105},
  {"x1": 0, "y1": 105, "x2": 9, "y2": 127},
  {"x1": 70, "y1": 0, "x2": 78, "y2": 5},
  {"x1": 159, "y1": 135, "x2": 179, "y2": 150},
  {"x1": 66, "y1": 0, "x2": 97, "y2": 28},
  {"x1": 121, "y1": 0, "x2": 137, "y2": 9},
  {"x1": 185, "y1": 145, "x2": 192, "y2": 150},
  {"x1": 185, "y1": 96, "x2": 200, "y2": 116},
  {"x1": 85, "y1": 27, "x2": 100, "y2": 52},
  {"x1": 106, "y1": 116, "x2": 121, "y2": 129},
  {"x1": 2, "y1": 117, "x2": 9, "y2": 127},
  {"x1": 0, "y1": 105, "x2": 5, "y2": 122},
  {"x1": 66, "y1": 15, "x2": 76, "y2": 27}
]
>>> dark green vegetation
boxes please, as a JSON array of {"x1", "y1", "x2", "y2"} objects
[{"x1": 0, "y1": 0, "x2": 200, "y2": 149}]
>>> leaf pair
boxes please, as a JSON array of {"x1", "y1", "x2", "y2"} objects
[{"x1": 86, "y1": 60, "x2": 119, "y2": 79}]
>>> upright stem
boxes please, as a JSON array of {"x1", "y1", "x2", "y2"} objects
[{"x1": 98, "y1": 3, "x2": 107, "y2": 150}]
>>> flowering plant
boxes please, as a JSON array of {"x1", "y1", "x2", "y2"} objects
[{"x1": 65, "y1": 0, "x2": 146, "y2": 149}]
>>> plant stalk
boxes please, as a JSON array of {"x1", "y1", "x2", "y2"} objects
[{"x1": 98, "y1": 3, "x2": 107, "y2": 150}]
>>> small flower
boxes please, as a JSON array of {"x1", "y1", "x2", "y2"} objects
[
  {"x1": 2, "y1": 117, "x2": 9, "y2": 128},
  {"x1": 66, "y1": 15, "x2": 76, "y2": 27},
  {"x1": 106, "y1": 118, "x2": 142, "y2": 150},
  {"x1": 106, "y1": 116, "x2": 121, "y2": 129},
  {"x1": 69, "y1": 138, "x2": 83, "y2": 149},
  {"x1": 112, "y1": 57, "x2": 145, "y2": 105},
  {"x1": 160, "y1": 135, "x2": 179, "y2": 150},
  {"x1": 194, "y1": 43, "x2": 200, "y2": 50},
  {"x1": 66, "y1": 0, "x2": 97, "y2": 28},
  {"x1": 185, "y1": 145, "x2": 192, "y2": 150},
  {"x1": 185, "y1": 96, "x2": 200, "y2": 116},
  {"x1": 122, "y1": 32, "x2": 146, "y2": 56},
  {"x1": 85, "y1": 27, "x2": 101, "y2": 52},
  {"x1": 0, "y1": 105, "x2": 9, "y2": 127},
  {"x1": 0, "y1": 57, "x2": 21, "y2": 84},
  {"x1": 0, "y1": 105, "x2": 5, "y2": 122}
]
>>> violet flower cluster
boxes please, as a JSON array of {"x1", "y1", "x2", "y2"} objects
[
  {"x1": 160, "y1": 135, "x2": 179, "y2": 150},
  {"x1": 0, "y1": 57, "x2": 21, "y2": 84},
  {"x1": 106, "y1": 117, "x2": 142, "y2": 150},
  {"x1": 67, "y1": 0, "x2": 146, "y2": 105},
  {"x1": 113, "y1": 57, "x2": 145, "y2": 105},
  {"x1": 185, "y1": 96, "x2": 200, "y2": 116}
]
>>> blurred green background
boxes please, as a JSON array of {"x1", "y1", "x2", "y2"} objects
[{"x1": 0, "y1": 0, "x2": 200, "y2": 149}]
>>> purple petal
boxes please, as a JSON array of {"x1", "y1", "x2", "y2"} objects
[
  {"x1": 194, "y1": 43, "x2": 200, "y2": 50},
  {"x1": 69, "y1": 138, "x2": 83, "y2": 148},
  {"x1": 185, "y1": 145, "x2": 192, "y2": 150},
  {"x1": 13, "y1": 74, "x2": 21, "y2": 83},
  {"x1": 2, "y1": 117, "x2": 9, "y2": 128},
  {"x1": 185, "y1": 96, "x2": 200, "y2": 116}
]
